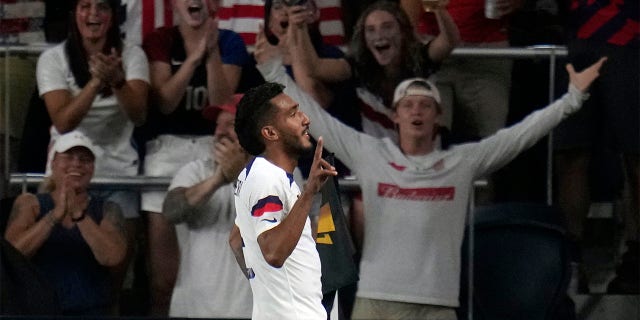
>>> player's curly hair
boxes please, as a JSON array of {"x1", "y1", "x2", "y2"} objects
[{"x1": 235, "y1": 82, "x2": 285, "y2": 156}]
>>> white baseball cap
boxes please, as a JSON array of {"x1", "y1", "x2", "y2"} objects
[
  {"x1": 52, "y1": 131, "x2": 98, "y2": 157},
  {"x1": 392, "y1": 77, "x2": 441, "y2": 106}
]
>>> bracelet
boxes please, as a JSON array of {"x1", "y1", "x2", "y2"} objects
[{"x1": 71, "y1": 212, "x2": 86, "y2": 223}]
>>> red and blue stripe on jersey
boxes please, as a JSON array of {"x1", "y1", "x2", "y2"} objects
[{"x1": 252, "y1": 195, "x2": 284, "y2": 217}]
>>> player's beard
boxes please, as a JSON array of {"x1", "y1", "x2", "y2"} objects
[{"x1": 281, "y1": 130, "x2": 312, "y2": 159}]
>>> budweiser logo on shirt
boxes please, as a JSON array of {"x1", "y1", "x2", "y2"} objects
[{"x1": 377, "y1": 183, "x2": 455, "y2": 201}]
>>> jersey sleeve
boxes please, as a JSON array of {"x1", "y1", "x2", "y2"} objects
[{"x1": 245, "y1": 172, "x2": 289, "y2": 237}]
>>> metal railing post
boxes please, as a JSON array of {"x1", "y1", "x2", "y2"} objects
[
  {"x1": 547, "y1": 47, "x2": 557, "y2": 206},
  {"x1": 3, "y1": 46, "x2": 10, "y2": 195},
  {"x1": 468, "y1": 186, "x2": 475, "y2": 320}
]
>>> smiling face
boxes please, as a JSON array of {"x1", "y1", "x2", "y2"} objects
[
  {"x1": 75, "y1": 0, "x2": 113, "y2": 42},
  {"x1": 363, "y1": 9, "x2": 403, "y2": 68},
  {"x1": 51, "y1": 147, "x2": 95, "y2": 191},
  {"x1": 174, "y1": 0, "x2": 218, "y2": 28},
  {"x1": 269, "y1": 93, "x2": 313, "y2": 156},
  {"x1": 393, "y1": 94, "x2": 441, "y2": 141}
]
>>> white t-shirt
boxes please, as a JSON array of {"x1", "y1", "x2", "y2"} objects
[
  {"x1": 168, "y1": 159, "x2": 253, "y2": 318},
  {"x1": 36, "y1": 42, "x2": 149, "y2": 176},
  {"x1": 234, "y1": 157, "x2": 325, "y2": 320}
]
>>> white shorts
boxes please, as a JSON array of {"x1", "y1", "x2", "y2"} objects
[{"x1": 141, "y1": 134, "x2": 212, "y2": 213}]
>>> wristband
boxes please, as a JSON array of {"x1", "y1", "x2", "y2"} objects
[{"x1": 71, "y1": 212, "x2": 86, "y2": 223}]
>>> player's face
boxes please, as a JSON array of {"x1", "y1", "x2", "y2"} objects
[
  {"x1": 175, "y1": 0, "x2": 212, "y2": 27},
  {"x1": 364, "y1": 9, "x2": 402, "y2": 68},
  {"x1": 270, "y1": 93, "x2": 313, "y2": 156},
  {"x1": 51, "y1": 147, "x2": 95, "y2": 190},
  {"x1": 392, "y1": 95, "x2": 440, "y2": 141},
  {"x1": 75, "y1": 0, "x2": 113, "y2": 42}
]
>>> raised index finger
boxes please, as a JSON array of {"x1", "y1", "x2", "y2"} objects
[{"x1": 314, "y1": 136, "x2": 324, "y2": 163}]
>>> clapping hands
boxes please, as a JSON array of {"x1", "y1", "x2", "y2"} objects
[
  {"x1": 52, "y1": 176, "x2": 89, "y2": 222},
  {"x1": 214, "y1": 136, "x2": 250, "y2": 184},
  {"x1": 89, "y1": 48, "x2": 125, "y2": 89},
  {"x1": 188, "y1": 17, "x2": 220, "y2": 65}
]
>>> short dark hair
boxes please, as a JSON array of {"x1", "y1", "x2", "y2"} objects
[{"x1": 235, "y1": 82, "x2": 285, "y2": 156}]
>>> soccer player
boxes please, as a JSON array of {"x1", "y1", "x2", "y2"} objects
[{"x1": 231, "y1": 82, "x2": 337, "y2": 320}]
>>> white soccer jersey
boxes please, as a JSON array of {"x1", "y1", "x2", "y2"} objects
[{"x1": 234, "y1": 157, "x2": 326, "y2": 320}]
